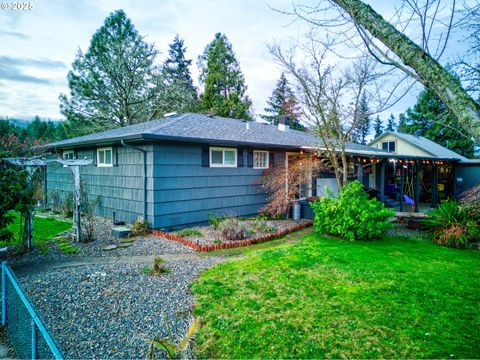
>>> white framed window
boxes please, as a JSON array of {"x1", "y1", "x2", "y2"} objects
[
  {"x1": 382, "y1": 141, "x2": 396, "y2": 152},
  {"x1": 209, "y1": 147, "x2": 237, "y2": 167},
  {"x1": 62, "y1": 150, "x2": 74, "y2": 160},
  {"x1": 253, "y1": 150, "x2": 269, "y2": 169},
  {"x1": 97, "y1": 147, "x2": 113, "y2": 167}
]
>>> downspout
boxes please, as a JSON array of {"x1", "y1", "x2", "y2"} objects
[{"x1": 121, "y1": 140, "x2": 148, "y2": 223}]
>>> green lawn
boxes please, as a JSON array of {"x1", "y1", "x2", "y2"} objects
[
  {"x1": 2, "y1": 212, "x2": 72, "y2": 248},
  {"x1": 191, "y1": 233, "x2": 480, "y2": 359}
]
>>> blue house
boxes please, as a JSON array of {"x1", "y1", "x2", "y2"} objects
[{"x1": 45, "y1": 113, "x2": 480, "y2": 228}]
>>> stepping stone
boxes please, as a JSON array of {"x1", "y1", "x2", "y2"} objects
[
  {"x1": 119, "y1": 238, "x2": 135, "y2": 244},
  {"x1": 101, "y1": 245, "x2": 117, "y2": 251},
  {"x1": 112, "y1": 227, "x2": 131, "y2": 238},
  {"x1": 117, "y1": 243, "x2": 132, "y2": 248}
]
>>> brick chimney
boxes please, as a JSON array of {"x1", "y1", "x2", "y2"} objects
[{"x1": 278, "y1": 115, "x2": 290, "y2": 131}]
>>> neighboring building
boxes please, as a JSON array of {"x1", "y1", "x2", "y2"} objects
[
  {"x1": 369, "y1": 131, "x2": 480, "y2": 207},
  {"x1": 45, "y1": 115, "x2": 480, "y2": 228}
]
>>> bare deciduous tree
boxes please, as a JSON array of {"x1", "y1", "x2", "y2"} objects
[
  {"x1": 269, "y1": 34, "x2": 386, "y2": 188},
  {"x1": 259, "y1": 155, "x2": 322, "y2": 216},
  {"x1": 281, "y1": 0, "x2": 480, "y2": 142}
]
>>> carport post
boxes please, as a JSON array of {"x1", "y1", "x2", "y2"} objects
[
  {"x1": 379, "y1": 161, "x2": 385, "y2": 203},
  {"x1": 399, "y1": 164, "x2": 404, "y2": 212},
  {"x1": 414, "y1": 161, "x2": 420, "y2": 213},
  {"x1": 431, "y1": 163, "x2": 438, "y2": 207}
]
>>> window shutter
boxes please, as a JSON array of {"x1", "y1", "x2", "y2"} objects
[
  {"x1": 269, "y1": 152, "x2": 274, "y2": 168},
  {"x1": 92, "y1": 149, "x2": 97, "y2": 166},
  {"x1": 112, "y1": 147, "x2": 118, "y2": 166},
  {"x1": 247, "y1": 151, "x2": 253, "y2": 167},
  {"x1": 202, "y1": 147, "x2": 210, "y2": 167},
  {"x1": 237, "y1": 149, "x2": 244, "y2": 167}
]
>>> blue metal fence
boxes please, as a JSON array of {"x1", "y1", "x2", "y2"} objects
[{"x1": 1, "y1": 261, "x2": 63, "y2": 359}]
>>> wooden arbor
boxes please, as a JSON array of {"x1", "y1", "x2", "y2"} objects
[{"x1": 3, "y1": 157, "x2": 91, "y2": 250}]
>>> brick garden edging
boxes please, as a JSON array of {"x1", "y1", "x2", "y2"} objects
[{"x1": 152, "y1": 221, "x2": 313, "y2": 252}]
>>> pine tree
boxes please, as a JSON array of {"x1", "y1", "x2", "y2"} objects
[
  {"x1": 397, "y1": 113, "x2": 407, "y2": 133},
  {"x1": 351, "y1": 92, "x2": 371, "y2": 144},
  {"x1": 373, "y1": 115, "x2": 383, "y2": 138},
  {"x1": 261, "y1": 73, "x2": 302, "y2": 128},
  {"x1": 386, "y1": 113, "x2": 396, "y2": 131},
  {"x1": 198, "y1": 33, "x2": 252, "y2": 120},
  {"x1": 59, "y1": 10, "x2": 164, "y2": 136},
  {"x1": 158, "y1": 35, "x2": 198, "y2": 114},
  {"x1": 400, "y1": 89, "x2": 474, "y2": 157}
]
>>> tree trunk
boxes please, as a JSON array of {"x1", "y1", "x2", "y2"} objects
[
  {"x1": 341, "y1": 149, "x2": 349, "y2": 186},
  {"x1": 332, "y1": 0, "x2": 480, "y2": 143}
]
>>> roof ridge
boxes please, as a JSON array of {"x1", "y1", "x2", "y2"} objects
[{"x1": 144, "y1": 114, "x2": 184, "y2": 134}]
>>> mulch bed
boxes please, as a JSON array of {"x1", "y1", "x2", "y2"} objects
[{"x1": 153, "y1": 220, "x2": 313, "y2": 252}]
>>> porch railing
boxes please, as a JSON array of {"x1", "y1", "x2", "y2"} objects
[{"x1": 1, "y1": 261, "x2": 63, "y2": 359}]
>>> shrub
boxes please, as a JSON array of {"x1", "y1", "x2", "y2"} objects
[
  {"x1": 144, "y1": 257, "x2": 170, "y2": 276},
  {"x1": 130, "y1": 217, "x2": 149, "y2": 237},
  {"x1": 177, "y1": 229, "x2": 203, "y2": 237},
  {"x1": 50, "y1": 190, "x2": 61, "y2": 212},
  {"x1": 219, "y1": 217, "x2": 248, "y2": 241},
  {"x1": 62, "y1": 193, "x2": 73, "y2": 218},
  {"x1": 423, "y1": 201, "x2": 480, "y2": 249},
  {"x1": 80, "y1": 182, "x2": 100, "y2": 242},
  {"x1": 250, "y1": 220, "x2": 276, "y2": 234},
  {"x1": 147, "y1": 316, "x2": 197, "y2": 359},
  {"x1": 311, "y1": 181, "x2": 395, "y2": 241},
  {"x1": 208, "y1": 212, "x2": 224, "y2": 230}
]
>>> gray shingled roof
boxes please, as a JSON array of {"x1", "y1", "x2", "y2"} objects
[
  {"x1": 370, "y1": 131, "x2": 468, "y2": 160},
  {"x1": 46, "y1": 113, "x2": 387, "y2": 155}
]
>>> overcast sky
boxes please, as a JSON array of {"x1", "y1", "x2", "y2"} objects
[{"x1": 0, "y1": 0, "x2": 469, "y2": 124}]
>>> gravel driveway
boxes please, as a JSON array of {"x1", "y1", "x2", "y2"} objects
[
  {"x1": 19, "y1": 256, "x2": 221, "y2": 359},
  {"x1": 5, "y1": 215, "x2": 224, "y2": 359}
]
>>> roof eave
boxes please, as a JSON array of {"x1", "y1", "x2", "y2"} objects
[{"x1": 45, "y1": 134, "x2": 145, "y2": 149}]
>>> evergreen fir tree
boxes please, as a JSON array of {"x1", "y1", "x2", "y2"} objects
[
  {"x1": 373, "y1": 116, "x2": 383, "y2": 138},
  {"x1": 386, "y1": 113, "x2": 396, "y2": 131},
  {"x1": 400, "y1": 89, "x2": 474, "y2": 157},
  {"x1": 158, "y1": 34, "x2": 198, "y2": 114},
  {"x1": 198, "y1": 33, "x2": 252, "y2": 120},
  {"x1": 397, "y1": 113, "x2": 408, "y2": 133},
  {"x1": 60, "y1": 10, "x2": 164, "y2": 136},
  {"x1": 261, "y1": 73, "x2": 302, "y2": 128},
  {"x1": 351, "y1": 92, "x2": 371, "y2": 144}
]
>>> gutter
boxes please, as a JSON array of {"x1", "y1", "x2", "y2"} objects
[{"x1": 120, "y1": 140, "x2": 148, "y2": 223}]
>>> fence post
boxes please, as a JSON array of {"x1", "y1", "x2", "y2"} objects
[
  {"x1": 31, "y1": 319, "x2": 37, "y2": 359},
  {"x1": 2, "y1": 261, "x2": 7, "y2": 326}
]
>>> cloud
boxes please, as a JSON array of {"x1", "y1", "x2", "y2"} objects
[
  {"x1": 0, "y1": 56, "x2": 66, "y2": 69},
  {"x1": 0, "y1": 67, "x2": 51, "y2": 84},
  {"x1": 0, "y1": 30, "x2": 29, "y2": 39},
  {"x1": 0, "y1": 56, "x2": 66, "y2": 84}
]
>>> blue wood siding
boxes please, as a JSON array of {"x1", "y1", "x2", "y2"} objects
[
  {"x1": 46, "y1": 145, "x2": 153, "y2": 224},
  {"x1": 151, "y1": 143, "x2": 284, "y2": 229},
  {"x1": 454, "y1": 163, "x2": 480, "y2": 196},
  {"x1": 47, "y1": 142, "x2": 285, "y2": 229}
]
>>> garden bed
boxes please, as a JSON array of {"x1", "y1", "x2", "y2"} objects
[{"x1": 153, "y1": 219, "x2": 313, "y2": 252}]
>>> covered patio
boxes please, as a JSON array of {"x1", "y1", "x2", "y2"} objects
[{"x1": 353, "y1": 154, "x2": 458, "y2": 213}]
